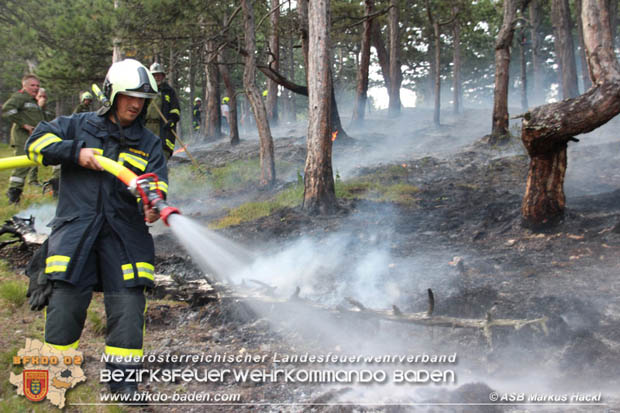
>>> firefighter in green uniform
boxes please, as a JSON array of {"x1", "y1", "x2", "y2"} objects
[
  {"x1": 145, "y1": 63, "x2": 180, "y2": 160},
  {"x1": 72, "y1": 91, "x2": 93, "y2": 113},
  {"x1": 1, "y1": 74, "x2": 46, "y2": 203}
]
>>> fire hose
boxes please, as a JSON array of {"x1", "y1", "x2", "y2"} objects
[{"x1": 0, "y1": 154, "x2": 180, "y2": 226}]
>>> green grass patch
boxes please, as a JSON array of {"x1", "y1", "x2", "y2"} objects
[
  {"x1": 169, "y1": 158, "x2": 299, "y2": 197},
  {"x1": 0, "y1": 280, "x2": 27, "y2": 308},
  {"x1": 211, "y1": 183, "x2": 304, "y2": 229},
  {"x1": 87, "y1": 308, "x2": 106, "y2": 336},
  {"x1": 336, "y1": 180, "x2": 420, "y2": 204}
]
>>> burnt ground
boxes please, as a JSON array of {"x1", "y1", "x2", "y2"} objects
[{"x1": 5, "y1": 109, "x2": 620, "y2": 412}]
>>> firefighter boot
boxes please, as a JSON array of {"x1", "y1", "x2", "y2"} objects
[
  {"x1": 7, "y1": 187, "x2": 22, "y2": 204},
  {"x1": 106, "y1": 362, "x2": 142, "y2": 403}
]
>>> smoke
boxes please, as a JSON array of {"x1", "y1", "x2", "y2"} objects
[
  {"x1": 564, "y1": 114, "x2": 620, "y2": 198},
  {"x1": 15, "y1": 203, "x2": 57, "y2": 235}
]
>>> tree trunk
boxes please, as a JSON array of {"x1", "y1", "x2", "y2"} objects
[
  {"x1": 521, "y1": 0, "x2": 620, "y2": 227},
  {"x1": 608, "y1": 0, "x2": 618, "y2": 48},
  {"x1": 370, "y1": 18, "x2": 390, "y2": 91},
  {"x1": 298, "y1": 0, "x2": 310, "y2": 80},
  {"x1": 303, "y1": 0, "x2": 337, "y2": 214},
  {"x1": 241, "y1": 0, "x2": 275, "y2": 187},
  {"x1": 519, "y1": 28, "x2": 528, "y2": 111},
  {"x1": 286, "y1": 34, "x2": 297, "y2": 121},
  {"x1": 529, "y1": 0, "x2": 544, "y2": 104},
  {"x1": 387, "y1": 0, "x2": 402, "y2": 118},
  {"x1": 168, "y1": 46, "x2": 177, "y2": 89},
  {"x1": 575, "y1": 0, "x2": 592, "y2": 91},
  {"x1": 219, "y1": 51, "x2": 240, "y2": 146},
  {"x1": 189, "y1": 48, "x2": 196, "y2": 116},
  {"x1": 432, "y1": 20, "x2": 441, "y2": 125},
  {"x1": 351, "y1": 0, "x2": 373, "y2": 128},
  {"x1": 551, "y1": 0, "x2": 579, "y2": 99},
  {"x1": 205, "y1": 40, "x2": 221, "y2": 141},
  {"x1": 266, "y1": 0, "x2": 280, "y2": 126},
  {"x1": 426, "y1": 28, "x2": 436, "y2": 108},
  {"x1": 296, "y1": 0, "x2": 347, "y2": 139},
  {"x1": 112, "y1": 0, "x2": 121, "y2": 63},
  {"x1": 452, "y1": 10, "x2": 462, "y2": 114},
  {"x1": 491, "y1": 0, "x2": 520, "y2": 139}
]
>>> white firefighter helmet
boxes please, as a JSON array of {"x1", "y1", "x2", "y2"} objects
[
  {"x1": 194, "y1": 97, "x2": 202, "y2": 103},
  {"x1": 149, "y1": 62, "x2": 166, "y2": 75},
  {"x1": 81, "y1": 91, "x2": 93, "y2": 102},
  {"x1": 102, "y1": 59, "x2": 158, "y2": 106}
]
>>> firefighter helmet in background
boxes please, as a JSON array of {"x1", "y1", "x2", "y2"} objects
[
  {"x1": 100, "y1": 59, "x2": 158, "y2": 115},
  {"x1": 149, "y1": 62, "x2": 166, "y2": 75},
  {"x1": 81, "y1": 92, "x2": 93, "y2": 102},
  {"x1": 222, "y1": 96, "x2": 230, "y2": 104},
  {"x1": 195, "y1": 97, "x2": 202, "y2": 103}
]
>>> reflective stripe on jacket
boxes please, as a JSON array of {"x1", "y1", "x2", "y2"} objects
[{"x1": 25, "y1": 112, "x2": 168, "y2": 288}]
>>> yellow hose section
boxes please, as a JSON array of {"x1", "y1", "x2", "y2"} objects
[
  {"x1": 0, "y1": 152, "x2": 138, "y2": 187},
  {"x1": 94, "y1": 155, "x2": 137, "y2": 186},
  {"x1": 0, "y1": 155, "x2": 38, "y2": 170}
]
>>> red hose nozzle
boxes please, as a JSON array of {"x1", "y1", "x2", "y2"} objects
[{"x1": 160, "y1": 205, "x2": 181, "y2": 226}]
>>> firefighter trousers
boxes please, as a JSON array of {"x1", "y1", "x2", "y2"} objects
[{"x1": 44, "y1": 222, "x2": 147, "y2": 359}]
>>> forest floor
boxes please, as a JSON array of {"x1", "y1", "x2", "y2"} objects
[{"x1": 2, "y1": 108, "x2": 620, "y2": 412}]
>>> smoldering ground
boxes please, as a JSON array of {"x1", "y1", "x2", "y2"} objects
[
  {"x1": 8, "y1": 106, "x2": 620, "y2": 410},
  {"x1": 140, "y1": 107, "x2": 620, "y2": 410}
]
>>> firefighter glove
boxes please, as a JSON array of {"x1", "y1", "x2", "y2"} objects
[{"x1": 26, "y1": 240, "x2": 53, "y2": 311}]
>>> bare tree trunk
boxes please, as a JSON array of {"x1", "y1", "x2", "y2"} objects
[
  {"x1": 189, "y1": 48, "x2": 196, "y2": 113},
  {"x1": 608, "y1": 0, "x2": 618, "y2": 48},
  {"x1": 168, "y1": 46, "x2": 177, "y2": 89},
  {"x1": 351, "y1": 0, "x2": 373, "y2": 128},
  {"x1": 266, "y1": 0, "x2": 280, "y2": 126},
  {"x1": 387, "y1": 0, "x2": 402, "y2": 118},
  {"x1": 575, "y1": 0, "x2": 593, "y2": 91},
  {"x1": 521, "y1": 0, "x2": 620, "y2": 227},
  {"x1": 426, "y1": 29, "x2": 436, "y2": 108},
  {"x1": 519, "y1": 28, "x2": 528, "y2": 111},
  {"x1": 205, "y1": 40, "x2": 221, "y2": 140},
  {"x1": 298, "y1": 0, "x2": 309, "y2": 80},
  {"x1": 430, "y1": 19, "x2": 441, "y2": 125},
  {"x1": 219, "y1": 51, "x2": 240, "y2": 146},
  {"x1": 286, "y1": 35, "x2": 297, "y2": 121},
  {"x1": 551, "y1": 0, "x2": 579, "y2": 99},
  {"x1": 303, "y1": 0, "x2": 337, "y2": 214},
  {"x1": 491, "y1": 0, "x2": 520, "y2": 139},
  {"x1": 452, "y1": 9, "x2": 462, "y2": 114},
  {"x1": 242, "y1": 0, "x2": 276, "y2": 187},
  {"x1": 112, "y1": 0, "x2": 122, "y2": 62},
  {"x1": 296, "y1": 0, "x2": 348, "y2": 139},
  {"x1": 529, "y1": 0, "x2": 544, "y2": 104},
  {"x1": 370, "y1": 18, "x2": 390, "y2": 91}
]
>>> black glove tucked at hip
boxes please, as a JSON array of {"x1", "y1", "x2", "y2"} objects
[{"x1": 26, "y1": 239, "x2": 53, "y2": 311}]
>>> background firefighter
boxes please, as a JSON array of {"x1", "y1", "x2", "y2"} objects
[
  {"x1": 145, "y1": 62, "x2": 180, "y2": 160},
  {"x1": 192, "y1": 96, "x2": 202, "y2": 135},
  {"x1": 73, "y1": 91, "x2": 93, "y2": 113},
  {"x1": 25, "y1": 59, "x2": 168, "y2": 396},
  {"x1": 1, "y1": 74, "x2": 45, "y2": 203}
]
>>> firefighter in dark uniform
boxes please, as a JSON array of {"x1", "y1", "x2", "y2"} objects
[
  {"x1": 192, "y1": 97, "x2": 202, "y2": 135},
  {"x1": 73, "y1": 91, "x2": 93, "y2": 113},
  {"x1": 25, "y1": 59, "x2": 167, "y2": 394},
  {"x1": 1, "y1": 74, "x2": 45, "y2": 203},
  {"x1": 145, "y1": 62, "x2": 180, "y2": 160}
]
